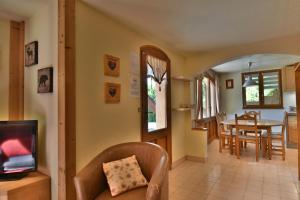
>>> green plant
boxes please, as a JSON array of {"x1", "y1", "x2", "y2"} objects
[
  {"x1": 148, "y1": 86, "x2": 156, "y2": 101},
  {"x1": 148, "y1": 112, "x2": 156, "y2": 122}
]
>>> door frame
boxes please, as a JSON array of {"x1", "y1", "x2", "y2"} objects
[
  {"x1": 140, "y1": 45, "x2": 172, "y2": 165},
  {"x1": 58, "y1": 0, "x2": 76, "y2": 199},
  {"x1": 9, "y1": 21, "x2": 24, "y2": 120}
]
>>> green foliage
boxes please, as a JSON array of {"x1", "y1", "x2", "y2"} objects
[
  {"x1": 148, "y1": 112, "x2": 156, "y2": 122},
  {"x1": 246, "y1": 86, "x2": 259, "y2": 102},
  {"x1": 148, "y1": 86, "x2": 156, "y2": 101},
  {"x1": 265, "y1": 88, "x2": 278, "y2": 96}
]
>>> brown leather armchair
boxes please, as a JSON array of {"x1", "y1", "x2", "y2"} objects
[{"x1": 74, "y1": 142, "x2": 169, "y2": 200}]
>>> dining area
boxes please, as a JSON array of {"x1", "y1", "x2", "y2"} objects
[{"x1": 216, "y1": 111, "x2": 286, "y2": 162}]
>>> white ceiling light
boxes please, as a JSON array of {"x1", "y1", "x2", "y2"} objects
[{"x1": 243, "y1": 62, "x2": 257, "y2": 87}]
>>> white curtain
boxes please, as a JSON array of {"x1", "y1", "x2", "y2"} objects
[
  {"x1": 206, "y1": 69, "x2": 220, "y2": 113},
  {"x1": 195, "y1": 74, "x2": 204, "y2": 120},
  {"x1": 215, "y1": 74, "x2": 220, "y2": 113},
  {"x1": 195, "y1": 70, "x2": 221, "y2": 119},
  {"x1": 146, "y1": 55, "x2": 167, "y2": 84}
]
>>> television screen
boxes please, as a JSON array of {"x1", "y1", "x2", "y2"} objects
[{"x1": 0, "y1": 120, "x2": 37, "y2": 176}]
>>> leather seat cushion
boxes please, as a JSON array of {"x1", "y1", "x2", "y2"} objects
[{"x1": 95, "y1": 186, "x2": 147, "y2": 200}]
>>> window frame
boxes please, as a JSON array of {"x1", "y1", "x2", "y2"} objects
[{"x1": 242, "y1": 69, "x2": 283, "y2": 109}]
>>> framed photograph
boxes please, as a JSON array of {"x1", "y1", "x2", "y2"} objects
[
  {"x1": 38, "y1": 67, "x2": 53, "y2": 93},
  {"x1": 105, "y1": 82, "x2": 121, "y2": 103},
  {"x1": 226, "y1": 79, "x2": 234, "y2": 89},
  {"x1": 104, "y1": 54, "x2": 120, "y2": 77},
  {"x1": 25, "y1": 41, "x2": 38, "y2": 66}
]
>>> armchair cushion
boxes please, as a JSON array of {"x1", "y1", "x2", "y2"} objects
[
  {"x1": 95, "y1": 187, "x2": 147, "y2": 200},
  {"x1": 103, "y1": 155, "x2": 148, "y2": 196}
]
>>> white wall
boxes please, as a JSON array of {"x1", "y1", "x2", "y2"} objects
[
  {"x1": 0, "y1": 18, "x2": 10, "y2": 120},
  {"x1": 24, "y1": 1, "x2": 58, "y2": 199},
  {"x1": 76, "y1": 1, "x2": 188, "y2": 171},
  {"x1": 219, "y1": 71, "x2": 296, "y2": 122}
]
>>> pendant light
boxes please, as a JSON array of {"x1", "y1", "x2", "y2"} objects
[{"x1": 242, "y1": 62, "x2": 257, "y2": 87}]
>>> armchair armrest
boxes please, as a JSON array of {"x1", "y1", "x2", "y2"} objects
[
  {"x1": 146, "y1": 155, "x2": 169, "y2": 200},
  {"x1": 74, "y1": 157, "x2": 107, "y2": 200}
]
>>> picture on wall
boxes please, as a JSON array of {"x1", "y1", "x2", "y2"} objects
[
  {"x1": 104, "y1": 54, "x2": 120, "y2": 77},
  {"x1": 25, "y1": 41, "x2": 38, "y2": 66},
  {"x1": 226, "y1": 79, "x2": 234, "y2": 89},
  {"x1": 38, "y1": 67, "x2": 53, "y2": 93},
  {"x1": 105, "y1": 82, "x2": 121, "y2": 103}
]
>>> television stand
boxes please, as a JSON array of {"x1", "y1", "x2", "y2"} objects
[
  {"x1": 0, "y1": 172, "x2": 28, "y2": 181},
  {"x1": 0, "y1": 172, "x2": 50, "y2": 200}
]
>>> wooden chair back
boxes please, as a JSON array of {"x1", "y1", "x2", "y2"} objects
[
  {"x1": 216, "y1": 113, "x2": 225, "y2": 133},
  {"x1": 281, "y1": 112, "x2": 288, "y2": 134},
  {"x1": 244, "y1": 110, "x2": 261, "y2": 120},
  {"x1": 219, "y1": 112, "x2": 227, "y2": 121},
  {"x1": 235, "y1": 114, "x2": 258, "y2": 137}
]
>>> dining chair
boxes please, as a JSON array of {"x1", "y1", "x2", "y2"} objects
[
  {"x1": 216, "y1": 112, "x2": 235, "y2": 153},
  {"x1": 219, "y1": 112, "x2": 227, "y2": 121},
  {"x1": 262, "y1": 112, "x2": 287, "y2": 160},
  {"x1": 244, "y1": 111, "x2": 263, "y2": 149},
  {"x1": 235, "y1": 114, "x2": 260, "y2": 162},
  {"x1": 244, "y1": 110, "x2": 261, "y2": 120}
]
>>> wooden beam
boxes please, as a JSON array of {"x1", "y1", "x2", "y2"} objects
[
  {"x1": 296, "y1": 67, "x2": 300, "y2": 181},
  {"x1": 9, "y1": 21, "x2": 24, "y2": 120},
  {"x1": 58, "y1": 0, "x2": 76, "y2": 199}
]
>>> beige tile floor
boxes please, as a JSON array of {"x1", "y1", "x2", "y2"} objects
[{"x1": 169, "y1": 140, "x2": 299, "y2": 200}]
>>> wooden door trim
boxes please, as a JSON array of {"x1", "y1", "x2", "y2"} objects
[
  {"x1": 9, "y1": 21, "x2": 24, "y2": 120},
  {"x1": 58, "y1": 0, "x2": 76, "y2": 199},
  {"x1": 140, "y1": 45, "x2": 172, "y2": 164},
  {"x1": 296, "y1": 67, "x2": 300, "y2": 180}
]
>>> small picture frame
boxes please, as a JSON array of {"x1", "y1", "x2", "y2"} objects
[
  {"x1": 105, "y1": 82, "x2": 121, "y2": 103},
  {"x1": 25, "y1": 41, "x2": 38, "y2": 66},
  {"x1": 104, "y1": 54, "x2": 120, "y2": 77},
  {"x1": 226, "y1": 79, "x2": 234, "y2": 89},
  {"x1": 38, "y1": 67, "x2": 53, "y2": 93}
]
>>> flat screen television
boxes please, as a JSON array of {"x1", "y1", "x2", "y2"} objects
[{"x1": 0, "y1": 120, "x2": 38, "y2": 179}]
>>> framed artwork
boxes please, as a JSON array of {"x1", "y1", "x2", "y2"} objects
[
  {"x1": 105, "y1": 82, "x2": 121, "y2": 103},
  {"x1": 104, "y1": 54, "x2": 120, "y2": 77},
  {"x1": 38, "y1": 67, "x2": 53, "y2": 93},
  {"x1": 25, "y1": 41, "x2": 38, "y2": 66},
  {"x1": 226, "y1": 79, "x2": 234, "y2": 89}
]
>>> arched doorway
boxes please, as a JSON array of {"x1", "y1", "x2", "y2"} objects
[
  {"x1": 193, "y1": 53, "x2": 300, "y2": 179},
  {"x1": 140, "y1": 45, "x2": 172, "y2": 166}
]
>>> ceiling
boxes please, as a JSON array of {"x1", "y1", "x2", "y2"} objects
[
  {"x1": 82, "y1": 0, "x2": 300, "y2": 53},
  {"x1": 0, "y1": 0, "x2": 49, "y2": 21},
  {"x1": 212, "y1": 54, "x2": 300, "y2": 73}
]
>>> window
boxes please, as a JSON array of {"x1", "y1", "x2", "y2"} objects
[
  {"x1": 242, "y1": 69, "x2": 283, "y2": 109},
  {"x1": 146, "y1": 56, "x2": 167, "y2": 132},
  {"x1": 195, "y1": 75, "x2": 217, "y2": 119},
  {"x1": 202, "y1": 77, "x2": 209, "y2": 118}
]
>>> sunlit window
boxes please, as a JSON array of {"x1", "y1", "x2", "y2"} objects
[
  {"x1": 146, "y1": 56, "x2": 167, "y2": 132},
  {"x1": 242, "y1": 69, "x2": 282, "y2": 109},
  {"x1": 196, "y1": 76, "x2": 217, "y2": 119}
]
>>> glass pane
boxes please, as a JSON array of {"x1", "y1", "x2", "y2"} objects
[
  {"x1": 263, "y1": 71, "x2": 281, "y2": 105},
  {"x1": 202, "y1": 77, "x2": 210, "y2": 118},
  {"x1": 245, "y1": 74, "x2": 260, "y2": 105},
  {"x1": 147, "y1": 62, "x2": 167, "y2": 132}
]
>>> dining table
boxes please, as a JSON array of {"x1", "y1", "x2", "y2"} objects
[{"x1": 221, "y1": 119, "x2": 283, "y2": 160}]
